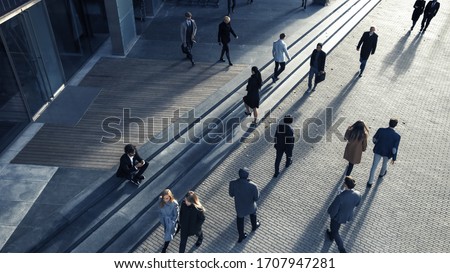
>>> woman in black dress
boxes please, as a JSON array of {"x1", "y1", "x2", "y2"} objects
[
  {"x1": 411, "y1": 0, "x2": 426, "y2": 30},
  {"x1": 243, "y1": 66, "x2": 262, "y2": 124}
]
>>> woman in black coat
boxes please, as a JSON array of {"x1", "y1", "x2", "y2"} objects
[
  {"x1": 243, "y1": 66, "x2": 262, "y2": 124},
  {"x1": 411, "y1": 0, "x2": 426, "y2": 30},
  {"x1": 178, "y1": 191, "x2": 205, "y2": 253}
]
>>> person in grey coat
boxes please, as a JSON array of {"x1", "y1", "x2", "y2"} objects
[
  {"x1": 229, "y1": 167, "x2": 260, "y2": 243},
  {"x1": 180, "y1": 12, "x2": 197, "y2": 66},
  {"x1": 326, "y1": 176, "x2": 361, "y2": 253},
  {"x1": 159, "y1": 189, "x2": 179, "y2": 253}
]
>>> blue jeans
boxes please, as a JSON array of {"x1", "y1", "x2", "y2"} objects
[
  {"x1": 308, "y1": 67, "x2": 319, "y2": 89},
  {"x1": 359, "y1": 58, "x2": 368, "y2": 74},
  {"x1": 368, "y1": 153, "x2": 389, "y2": 184}
]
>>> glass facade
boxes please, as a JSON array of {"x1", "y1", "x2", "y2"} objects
[
  {"x1": 46, "y1": 0, "x2": 109, "y2": 79},
  {"x1": 0, "y1": 0, "x2": 109, "y2": 154}
]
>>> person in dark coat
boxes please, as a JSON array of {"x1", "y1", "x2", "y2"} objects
[
  {"x1": 159, "y1": 189, "x2": 179, "y2": 253},
  {"x1": 178, "y1": 191, "x2": 205, "y2": 253},
  {"x1": 420, "y1": 0, "x2": 440, "y2": 32},
  {"x1": 307, "y1": 43, "x2": 327, "y2": 92},
  {"x1": 367, "y1": 118, "x2": 401, "y2": 188},
  {"x1": 116, "y1": 144, "x2": 148, "y2": 185},
  {"x1": 229, "y1": 167, "x2": 260, "y2": 243},
  {"x1": 343, "y1": 120, "x2": 369, "y2": 176},
  {"x1": 356, "y1": 26, "x2": 378, "y2": 77},
  {"x1": 411, "y1": 0, "x2": 426, "y2": 31},
  {"x1": 273, "y1": 115, "x2": 295, "y2": 178},
  {"x1": 243, "y1": 66, "x2": 262, "y2": 124},
  {"x1": 327, "y1": 176, "x2": 361, "y2": 253},
  {"x1": 218, "y1": 16, "x2": 238, "y2": 66}
]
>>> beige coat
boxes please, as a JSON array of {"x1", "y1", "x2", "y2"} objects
[{"x1": 343, "y1": 128, "x2": 368, "y2": 164}]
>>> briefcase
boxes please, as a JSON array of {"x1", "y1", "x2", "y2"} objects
[
  {"x1": 181, "y1": 43, "x2": 190, "y2": 54},
  {"x1": 315, "y1": 71, "x2": 326, "y2": 84}
]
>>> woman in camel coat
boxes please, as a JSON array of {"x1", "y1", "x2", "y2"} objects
[{"x1": 343, "y1": 120, "x2": 369, "y2": 176}]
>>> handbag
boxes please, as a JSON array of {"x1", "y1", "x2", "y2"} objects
[{"x1": 315, "y1": 71, "x2": 326, "y2": 84}]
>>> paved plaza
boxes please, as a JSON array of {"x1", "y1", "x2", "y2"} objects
[{"x1": 1, "y1": 0, "x2": 449, "y2": 253}]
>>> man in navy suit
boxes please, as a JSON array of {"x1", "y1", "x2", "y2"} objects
[
  {"x1": 356, "y1": 26, "x2": 378, "y2": 77},
  {"x1": 421, "y1": 0, "x2": 440, "y2": 32},
  {"x1": 327, "y1": 176, "x2": 361, "y2": 253},
  {"x1": 367, "y1": 118, "x2": 401, "y2": 188}
]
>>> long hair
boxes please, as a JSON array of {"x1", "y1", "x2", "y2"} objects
[
  {"x1": 251, "y1": 66, "x2": 262, "y2": 89},
  {"x1": 185, "y1": 191, "x2": 205, "y2": 212},
  {"x1": 160, "y1": 189, "x2": 175, "y2": 208},
  {"x1": 347, "y1": 120, "x2": 369, "y2": 141}
]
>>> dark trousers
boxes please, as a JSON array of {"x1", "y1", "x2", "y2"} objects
[
  {"x1": 275, "y1": 147, "x2": 293, "y2": 174},
  {"x1": 185, "y1": 41, "x2": 194, "y2": 63},
  {"x1": 227, "y1": 0, "x2": 236, "y2": 14},
  {"x1": 346, "y1": 162, "x2": 354, "y2": 176},
  {"x1": 274, "y1": 61, "x2": 286, "y2": 79},
  {"x1": 237, "y1": 214, "x2": 257, "y2": 238},
  {"x1": 220, "y1": 42, "x2": 231, "y2": 62},
  {"x1": 330, "y1": 219, "x2": 346, "y2": 252},
  {"x1": 421, "y1": 16, "x2": 433, "y2": 30},
  {"x1": 359, "y1": 57, "x2": 368, "y2": 74},
  {"x1": 179, "y1": 231, "x2": 203, "y2": 253},
  {"x1": 126, "y1": 161, "x2": 148, "y2": 181}
]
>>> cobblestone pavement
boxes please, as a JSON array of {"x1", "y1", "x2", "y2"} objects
[{"x1": 135, "y1": 0, "x2": 450, "y2": 253}]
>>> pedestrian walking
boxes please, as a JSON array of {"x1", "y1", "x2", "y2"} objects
[
  {"x1": 273, "y1": 115, "x2": 295, "y2": 178},
  {"x1": 272, "y1": 33, "x2": 291, "y2": 83},
  {"x1": 420, "y1": 0, "x2": 440, "y2": 32},
  {"x1": 116, "y1": 144, "x2": 148, "y2": 185},
  {"x1": 367, "y1": 118, "x2": 401, "y2": 188},
  {"x1": 243, "y1": 66, "x2": 262, "y2": 124},
  {"x1": 411, "y1": 0, "x2": 426, "y2": 31},
  {"x1": 229, "y1": 167, "x2": 260, "y2": 243},
  {"x1": 343, "y1": 120, "x2": 369, "y2": 176},
  {"x1": 327, "y1": 176, "x2": 361, "y2": 253},
  {"x1": 159, "y1": 189, "x2": 179, "y2": 253},
  {"x1": 178, "y1": 191, "x2": 205, "y2": 253},
  {"x1": 180, "y1": 12, "x2": 197, "y2": 66},
  {"x1": 218, "y1": 16, "x2": 238, "y2": 66},
  {"x1": 227, "y1": 0, "x2": 235, "y2": 15},
  {"x1": 307, "y1": 43, "x2": 327, "y2": 92},
  {"x1": 356, "y1": 26, "x2": 378, "y2": 77}
]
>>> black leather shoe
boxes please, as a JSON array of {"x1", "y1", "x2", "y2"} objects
[
  {"x1": 219, "y1": 58, "x2": 226, "y2": 62},
  {"x1": 229, "y1": 62, "x2": 233, "y2": 66},
  {"x1": 252, "y1": 221, "x2": 260, "y2": 231},
  {"x1": 378, "y1": 171, "x2": 387, "y2": 178},
  {"x1": 285, "y1": 159, "x2": 292, "y2": 168},
  {"x1": 326, "y1": 229, "x2": 333, "y2": 241},
  {"x1": 366, "y1": 182, "x2": 372, "y2": 188},
  {"x1": 238, "y1": 233, "x2": 248, "y2": 243},
  {"x1": 273, "y1": 172, "x2": 279, "y2": 178}
]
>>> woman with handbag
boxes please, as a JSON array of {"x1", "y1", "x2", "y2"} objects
[{"x1": 159, "y1": 189, "x2": 179, "y2": 253}]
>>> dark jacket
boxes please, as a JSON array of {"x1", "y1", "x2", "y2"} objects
[
  {"x1": 357, "y1": 31, "x2": 378, "y2": 60},
  {"x1": 412, "y1": 0, "x2": 426, "y2": 21},
  {"x1": 372, "y1": 127, "x2": 401, "y2": 161},
  {"x1": 328, "y1": 189, "x2": 361, "y2": 224},
  {"x1": 229, "y1": 168, "x2": 260, "y2": 218},
  {"x1": 274, "y1": 123, "x2": 295, "y2": 151},
  {"x1": 310, "y1": 49, "x2": 327, "y2": 72},
  {"x1": 424, "y1": 0, "x2": 440, "y2": 18},
  {"x1": 218, "y1": 21, "x2": 237, "y2": 44},
  {"x1": 179, "y1": 200, "x2": 205, "y2": 236},
  {"x1": 116, "y1": 152, "x2": 144, "y2": 178}
]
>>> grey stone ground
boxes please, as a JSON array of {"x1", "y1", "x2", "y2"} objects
[{"x1": 135, "y1": 0, "x2": 450, "y2": 253}]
